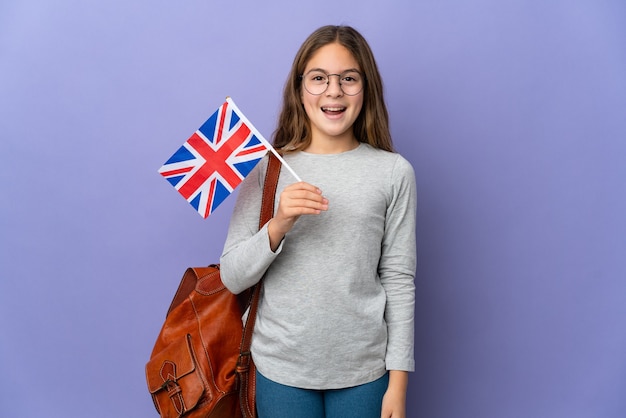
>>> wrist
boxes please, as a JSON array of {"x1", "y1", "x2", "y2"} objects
[
  {"x1": 387, "y1": 370, "x2": 409, "y2": 393},
  {"x1": 267, "y1": 219, "x2": 287, "y2": 252}
]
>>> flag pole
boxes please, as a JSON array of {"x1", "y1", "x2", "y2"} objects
[{"x1": 226, "y1": 97, "x2": 302, "y2": 182}]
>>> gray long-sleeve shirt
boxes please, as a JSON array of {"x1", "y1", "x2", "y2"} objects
[{"x1": 220, "y1": 143, "x2": 416, "y2": 389}]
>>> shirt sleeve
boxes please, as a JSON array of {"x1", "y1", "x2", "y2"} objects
[
  {"x1": 379, "y1": 154, "x2": 417, "y2": 372},
  {"x1": 219, "y1": 158, "x2": 283, "y2": 294}
]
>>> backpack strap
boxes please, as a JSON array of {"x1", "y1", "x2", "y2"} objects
[
  {"x1": 237, "y1": 151, "x2": 282, "y2": 418},
  {"x1": 259, "y1": 152, "x2": 282, "y2": 228}
]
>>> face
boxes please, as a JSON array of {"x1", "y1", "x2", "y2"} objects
[{"x1": 300, "y1": 42, "x2": 364, "y2": 149}]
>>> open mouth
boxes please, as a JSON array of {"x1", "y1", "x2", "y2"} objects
[{"x1": 321, "y1": 106, "x2": 346, "y2": 115}]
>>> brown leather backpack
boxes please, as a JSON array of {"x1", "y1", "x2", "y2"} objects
[{"x1": 146, "y1": 153, "x2": 281, "y2": 417}]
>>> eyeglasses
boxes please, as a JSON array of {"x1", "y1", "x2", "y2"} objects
[{"x1": 300, "y1": 70, "x2": 364, "y2": 96}]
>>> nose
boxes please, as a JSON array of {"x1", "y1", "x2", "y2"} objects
[{"x1": 325, "y1": 74, "x2": 343, "y2": 97}]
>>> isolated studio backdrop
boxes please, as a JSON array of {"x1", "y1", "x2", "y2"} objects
[{"x1": 1, "y1": 1, "x2": 625, "y2": 417}]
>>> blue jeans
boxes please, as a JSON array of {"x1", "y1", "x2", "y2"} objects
[{"x1": 255, "y1": 370, "x2": 389, "y2": 418}]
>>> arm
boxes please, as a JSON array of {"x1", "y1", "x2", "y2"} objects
[
  {"x1": 220, "y1": 160, "x2": 278, "y2": 294},
  {"x1": 379, "y1": 156, "x2": 417, "y2": 417},
  {"x1": 220, "y1": 159, "x2": 328, "y2": 293}
]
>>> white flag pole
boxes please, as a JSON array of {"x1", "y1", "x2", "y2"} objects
[{"x1": 226, "y1": 97, "x2": 302, "y2": 182}]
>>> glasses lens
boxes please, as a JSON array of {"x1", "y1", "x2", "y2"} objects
[
  {"x1": 339, "y1": 71, "x2": 362, "y2": 96},
  {"x1": 303, "y1": 71, "x2": 328, "y2": 95}
]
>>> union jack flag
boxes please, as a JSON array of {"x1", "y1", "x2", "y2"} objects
[{"x1": 159, "y1": 98, "x2": 272, "y2": 218}]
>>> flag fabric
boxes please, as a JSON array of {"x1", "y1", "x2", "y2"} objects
[{"x1": 159, "y1": 98, "x2": 272, "y2": 218}]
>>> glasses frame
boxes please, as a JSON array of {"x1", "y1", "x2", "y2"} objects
[{"x1": 299, "y1": 70, "x2": 364, "y2": 96}]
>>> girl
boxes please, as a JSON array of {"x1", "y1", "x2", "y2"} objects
[{"x1": 221, "y1": 25, "x2": 416, "y2": 418}]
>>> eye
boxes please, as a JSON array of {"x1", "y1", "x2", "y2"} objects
[
  {"x1": 307, "y1": 71, "x2": 328, "y2": 84},
  {"x1": 341, "y1": 72, "x2": 361, "y2": 84}
]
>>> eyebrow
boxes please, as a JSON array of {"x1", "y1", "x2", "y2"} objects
[{"x1": 306, "y1": 67, "x2": 361, "y2": 74}]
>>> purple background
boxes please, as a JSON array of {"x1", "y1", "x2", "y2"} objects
[{"x1": 1, "y1": 1, "x2": 625, "y2": 417}]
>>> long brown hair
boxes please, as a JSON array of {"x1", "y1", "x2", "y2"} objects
[{"x1": 272, "y1": 25, "x2": 394, "y2": 152}]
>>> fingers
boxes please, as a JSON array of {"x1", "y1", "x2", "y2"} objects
[
  {"x1": 279, "y1": 182, "x2": 329, "y2": 215},
  {"x1": 269, "y1": 182, "x2": 328, "y2": 240}
]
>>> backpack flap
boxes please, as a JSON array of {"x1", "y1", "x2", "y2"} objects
[{"x1": 146, "y1": 334, "x2": 207, "y2": 417}]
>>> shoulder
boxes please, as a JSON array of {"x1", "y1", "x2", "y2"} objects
[{"x1": 359, "y1": 144, "x2": 415, "y2": 179}]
